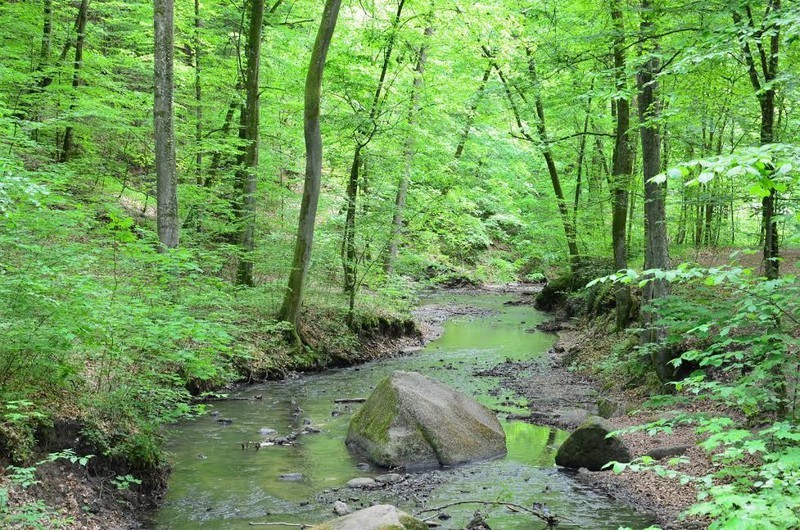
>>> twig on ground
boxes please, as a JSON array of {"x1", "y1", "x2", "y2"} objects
[
  {"x1": 247, "y1": 522, "x2": 310, "y2": 528},
  {"x1": 414, "y1": 499, "x2": 560, "y2": 527}
]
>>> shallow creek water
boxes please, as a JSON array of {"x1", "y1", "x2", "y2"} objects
[{"x1": 153, "y1": 294, "x2": 654, "y2": 529}]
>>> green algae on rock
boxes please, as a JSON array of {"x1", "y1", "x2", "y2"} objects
[{"x1": 346, "y1": 371, "x2": 506, "y2": 470}]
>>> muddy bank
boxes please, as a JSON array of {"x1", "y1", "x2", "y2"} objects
[{"x1": 494, "y1": 308, "x2": 705, "y2": 529}]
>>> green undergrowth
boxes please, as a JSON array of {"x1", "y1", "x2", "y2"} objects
[
  {"x1": 0, "y1": 157, "x2": 419, "y2": 494},
  {"x1": 567, "y1": 263, "x2": 800, "y2": 529}
]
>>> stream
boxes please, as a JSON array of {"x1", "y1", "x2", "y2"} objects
[{"x1": 152, "y1": 293, "x2": 654, "y2": 529}]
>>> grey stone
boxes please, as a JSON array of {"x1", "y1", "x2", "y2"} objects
[
  {"x1": 333, "y1": 500, "x2": 351, "y2": 516},
  {"x1": 555, "y1": 415, "x2": 631, "y2": 471},
  {"x1": 375, "y1": 473, "x2": 403, "y2": 484},
  {"x1": 279, "y1": 473, "x2": 304, "y2": 481},
  {"x1": 345, "y1": 477, "x2": 376, "y2": 489},
  {"x1": 346, "y1": 371, "x2": 506, "y2": 470},
  {"x1": 311, "y1": 504, "x2": 427, "y2": 530},
  {"x1": 645, "y1": 445, "x2": 691, "y2": 461}
]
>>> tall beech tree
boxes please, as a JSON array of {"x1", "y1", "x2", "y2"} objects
[
  {"x1": 279, "y1": 0, "x2": 342, "y2": 333},
  {"x1": 60, "y1": 0, "x2": 90, "y2": 163},
  {"x1": 342, "y1": 0, "x2": 406, "y2": 313},
  {"x1": 610, "y1": 0, "x2": 634, "y2": 330},
  {"x1": 235, "y1": 0, "x2": 267, "y2": 285},
  {"x1": 154, "y1": 0, "x2": 179, "y2": 248},
  {"x1": 733, "y1": 0, "x2": 781, "y2": 279},
  {"x1": 637, "y1": 0, "x2": 671, "y2": 379},
  {"x1": 385, "y1": 12, "x2": 434, "y2": 274}
]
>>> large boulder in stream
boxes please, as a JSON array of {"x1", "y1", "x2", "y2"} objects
[
  {"x1": 312, "y1": 504, "x2": 427, "y2": 530},
  {"x1": 346, "y1": 371, "x2": 506, "y2": 470},
  {"x1": 555, "y1": 415, "x2": 631, "y2": 471}
]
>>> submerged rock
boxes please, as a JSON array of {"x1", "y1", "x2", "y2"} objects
[
  {"x1": 312, "y1": 504, "x2": 427, "y2": 530},
  {"x1": 555, "y1": 415, "x2": 631, "y2": 471},
  {"x1": 346, "y1": 371, "x2": 506, "y2": 470},
  {"x1": 279, "y1": 473, "x2": 304, "y2": 481}
]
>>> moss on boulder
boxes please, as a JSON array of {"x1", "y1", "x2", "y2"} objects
[
  {"x1": 554, "y1": 415, "x2": 631, "y2": 471},
  {"x1": 346, "y1": 371, "x2": 506, "y2": 470}
]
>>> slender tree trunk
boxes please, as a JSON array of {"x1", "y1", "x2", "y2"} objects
[
  {"x1": 341, "y1": 0, "x2": 405, "y2": 302},
  {"x1": 526, "y1": 53, "x2": 580, "y2": 268},
  {"x1": 41, "y1": 0, "x2": 53, "y2": 65},
  {"x1": 733, "y1": 1, "x2": 780, "y2": 279},
  {"x1": 207, "y1": 95, "x2": 240, "y2": 185},
  {"x1": 154, "y1": 0, "x2": 179, "y2": 248},
  {"x1": 610, "y1": 0, "x2": 634, "y2": 330},
  {"x1": 454, "y1": 60, "x2": 493, "y2": 160},
  {"x1": 493, "y1": 54, "x2": 578, "y2": 269},
  {"x1": 194, "y1": 0, "x2": 203, "y2": 184},
  {"x1": 278, "y1": 0, "x2": 342, "y2": 331},
  {"x1": 235, "y1": 0, "x2": 266, "y2": 286},
  {"x1": 342, "y1": 146, "x2": 362, "y2": 301},
  {"x1": 637, "y1": 0, "x2": 670, "y2": 380},
  {"x1": 386, "y1": 17, "x2": 433, "y2": 274},
  {"x1": 60, "y1": 0, "x2": 90, "y2": 163},
  {"x1": 572, "y1": 89, "x2": 593, "y2": 231}
]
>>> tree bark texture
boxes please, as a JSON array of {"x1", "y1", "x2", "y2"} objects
[
  {"x1": 637, "y1": 0, "x2": 670, "y2": 379},
  {"x1": 154, "y1": 0, "x2": 180, "y2": 248},
  {"x1": 341, "y1": 0, "x2": 405, "y2": 301},
  {"x1": 194, "y1": 0, "x2": 203, "y2": 184},
  {"x1": 60, "y1": 0, "x2": 90, "y2": 163},
  {"x1": 386, "y1": 19, "x2": 433, "y2": 274},
  {"x1": 235, "y1": 0, "x2": 266, "y2": 285},
  {"x1": 733, "y1": 1, "x2": 781, "y2": 279},
  {"x1": 610, "y1": 0, "x2": 633, "y2": 330},
  {"x1": 278, "y1": 0, "x2": 342, "y2": 329}
]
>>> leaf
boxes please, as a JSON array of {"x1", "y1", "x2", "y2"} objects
[
  {"x1": 651, "y1": 172, "x2": 667, "y2": 184},
  {"x1": 698, "y1": 171, "x2": 715, "y2": 184}
]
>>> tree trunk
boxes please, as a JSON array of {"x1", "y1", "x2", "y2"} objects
[
  {"x1": 610, "y1": 0, "x2": 634, "y2": 330},
  {"x1": 194, "y1": 0, "x2": 203, "y2": 184},
  {"x1": 733, "y1": 1, "x2": 780, "y2": 279},
  {"x1": 154, "y1": 0, "x2": 179, "y2": 249},
  {"x1": 60, "y1": 0, "x2": 90, "y2": 163},
  {"x1": 525, "y1": 53, "x2": 580, "y2": 268},
  {"x1": 235, "y1": 0, "x2": 266, "y2": 286},
  {"x1": 637, "y1": 0, "x2": 670, "y2": 380},
  {"x1": 278, "y1": 0, "x2": 342, "y2": 330},
  {"x1": 41, "y1": 0, "x2": 53, "y2": 65},
  {"x1": 341, "y1": 0, "x2": 406, "y2": 302},
  {"x1": 207, "y1": 95, "x2": 239, "y2": 185},
  {"x1": 454, "y1": 60, "x2": 493, "y2": 160},
  {"x1": 386, "y1": 17, "x2": 433, "y2": 274},
  {"x1": 342, "y1": 146, "x2": 361, "y2": 300}
]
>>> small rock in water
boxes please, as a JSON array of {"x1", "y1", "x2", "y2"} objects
[
  {"x1": 345, "y1": 477, "x2": 376, "y2": 489},
  {"x1": 197, "y1": 454, "x2": 207, "y2": 460},
  {"x1": 259, "y1": 427, "x2": 277, "y2": 436},
  {"x1": 301, "y1": 426, "x2": 321, "y2": 434},
  {"x1": 375, "y1": 473, "x2": 403, "y2": 484},
  {"x1": 279, "y1": 473, "x2": 304, "y2": 481},
  {"x1": 216, "y1": 418, "x2": 233, "y2": 425},
  {"x1": 210, "y1": 410, "x2": 220, "y2": 416},
  {"x1": 333, "y1": 500, "x2": 351, "y2": 516},
  {"x1": 355, "y1": 462, "x2": 370, "y2": 470}
]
